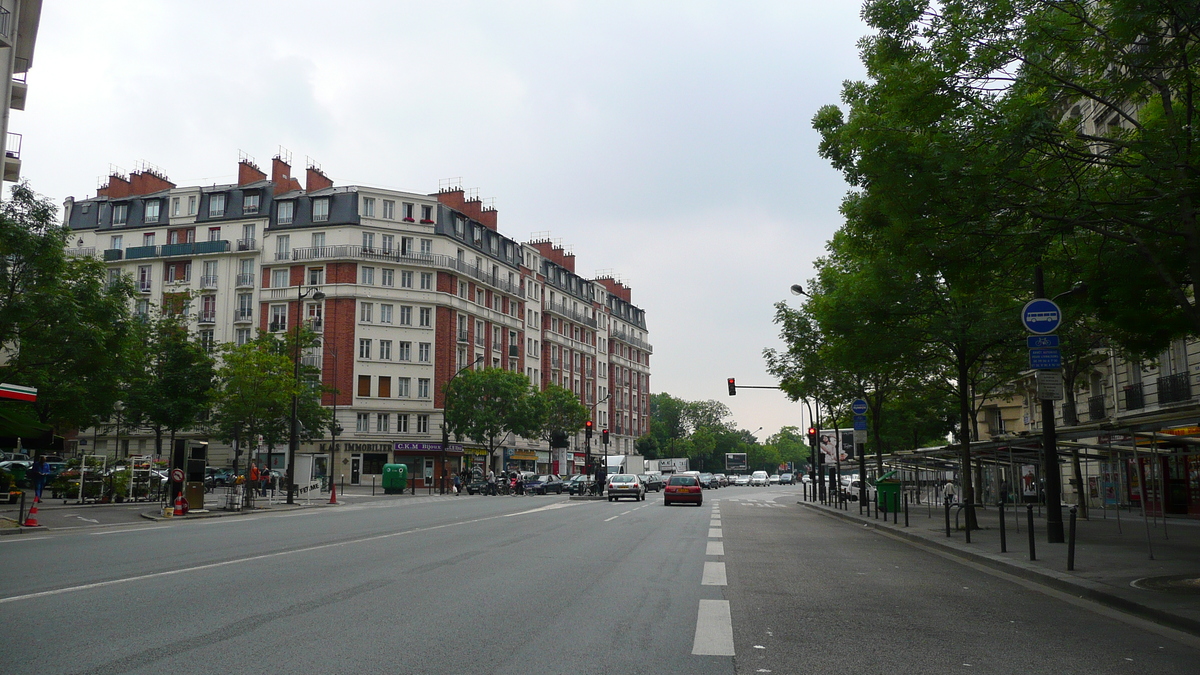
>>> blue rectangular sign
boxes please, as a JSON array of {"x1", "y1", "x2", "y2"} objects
[
  {"x1": 1027, "y1": 335, "x2": 1059, "y2": 349},
  {"x1": 853, "y1": 414, "x2": 867, "y2": 431},
  {"x1": 1029, "y1": 348, "x2": 1062, "y2": 370}
]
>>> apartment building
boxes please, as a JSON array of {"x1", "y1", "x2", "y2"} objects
[
  {"x1": 0, "y1": 0, "x2": 41, "y2": 187},
  {"x1": 63, "y1": 153, "x2": 652, "y2": 486}
]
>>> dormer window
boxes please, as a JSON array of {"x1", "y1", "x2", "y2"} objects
[
  {"x1": 113, "y1": 203, "x2": 128, "y2": 225},
  {"x1": 313, "y1": 198, "x2": 330, "y2": 222},
  {"x1": 209, "y1": 194, "x2": 226, "y2": 218},
  {"x1": 144, "y1": 200, "x2": 160, "y2": 223},
  {"x1": 421, "y1": 204, "x2": 433, "y2": 222},
  {"x1": 277, "y1": 201, "x2": 294, "y2": 225},
  {"x1": 243, "y1": 193, "x2": 260, "y2": 214}
]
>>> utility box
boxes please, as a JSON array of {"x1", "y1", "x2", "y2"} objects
[{"x1": 382, "y1": 464, "x2": 408, "y2": 494}]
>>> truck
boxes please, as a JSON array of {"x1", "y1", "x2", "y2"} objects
[
  {"x1": 605, "y1": 454, "x2": 645, "y2": 476},
  {"x1": 651, "y1": 457, "x2": 689, "y2": 475}
]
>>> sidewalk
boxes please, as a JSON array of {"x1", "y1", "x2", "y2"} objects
[{"x1": 801, "y1": 496, "x2": 1200, "y2": 637}]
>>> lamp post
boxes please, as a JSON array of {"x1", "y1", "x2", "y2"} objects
[
  {"x1": 790, "y1": 284, "x2": 826, "y2": 499},
  {"x1": 288, "y1": 285, "x2": 325, "y2": 505},
  {"x1": 441, "y1": 355, "x2": 484, "y2": 495},
  {"x1": 588, "y1": 392, "x2": 610, "y2": 480}
]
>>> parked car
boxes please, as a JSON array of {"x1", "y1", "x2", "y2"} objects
[
  {"x1": 638, "y1": 473, "x2": 664, "y2": 492},
  {"x1": 843, "y1": 478, "x2": 875, "y2": 502},
  {"x1": 205, "y1": 467, "x2": 235, "y2": 489},
  {"x1": 698, "y1": 473, "x2": 719, "y2": 489},
  {"x1": 566, "y1": 474, "x2": 595, "y2": 495},
  {"x1": 466, "y1": 475, "x2": 490, "y2": 495},
  {"x1": 525, "y1": 474, "x2": 565, "y2": 495},
  {"x1": 733, "y1": 474, "x2": 751, "y2": 486},
  {"x1": 664, "y1": 474, "x2": 703, "y2": 506},
  {"x1": 780, "y1": 473, "x2": 795, "y2": 485},
  {"x1": 606, "y1": 474, "x2": 645, "y2": 501},
  {"x1": 750, "y1": 471, "x2": 769, "y2": 486}
]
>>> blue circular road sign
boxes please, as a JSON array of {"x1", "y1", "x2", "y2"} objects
[
  {"x1": 1021, "y1": 298, "x2": 1062, "y2": 335},
  {"x1": 851, "y1": 399, "x2": 868, "y2": 415}
]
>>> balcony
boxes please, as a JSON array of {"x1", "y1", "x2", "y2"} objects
[
  {"x1": 65, "y1": 247, "x2": 97, "y2": 258},
  {"x1": 609, "y1": 328, "x2": 653, "y2": 354},
  {"x1": 138, "y1": 282, "x2": 152, "y2": 294},
  {"x1": 1124, "y1": 383, "x2": 1145, "y2": 411},
  {"x1": 197, "y1": 311, "x2": 217, "y2": 324},
  {"x1": 545, "y1": 300, "x2": 597, "y2": 329},
  {"x1": 0, "y1": 8, "x2": 10, "y2": 46},
  {"x1": 307, "y1": 319, "x2": 323, "y2": 333},
  {"x1": 457, "y1": 329, "x2": 469, "y2": 343},
  {"x1": 1158, "y1": 372, "x2": 1193, "y2": 405},
  {"x1": 1088, "y1": 394, "x2": 1107, "y2": 421},
  {"x1": 4, "y1": 132, "x2": 20, "y2": 182},
  {"x1": 9, "y1": 58, "x2": 27, "y2": 111},
  {"x1": 288, "y1": 245, "x2": 525, "y2": 298},
  {"x1": 103, "y1": 249, "x2": 124, "y2": 262},
  {"x1": 301, "y1": 354, "x2": 322, "y2": 369},
  {"x1": 474, "y1": 334, "x2": 484, "y2": 347},
  {"x1": 199, "y1": 275, "x2": 219, "y2": 290},
  {"x1": 1060, "y1": 402, "x2": 1078, "y2": 426},
  {"x1": 237, "y1": 238, "x2": 257, "y2": 251},
  {"x1": 126, "y1": 240, "x2": 231, "y2": 260},
  {"x1": 235, "y1": 273, "x2": 255, "y2": 288},
  {"x1": 234, "y1": 308, "x2": 254, "y2": 323}
]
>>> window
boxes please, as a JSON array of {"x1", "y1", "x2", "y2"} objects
[
  {"x1": 360, "y1": 302, "x2": 373, "y2": 323},
  {"x1": 458, "y1": 281, "x2": 467, "y2": 298},
  {"x1": 208, "y1": 227, "x2": 221, "y2": 242},
  {"x1": 135, "y1": 298, "x2": 150, "y2": 318},
  {"x1": 145, "y1": 200, "x2": 160, "y2": 223},
  {"x1": 356, "y1": 413, "x2": 370, "y2": 432},
  {"x1": 417, "y1": 414, "x2": 430, "y2": 432},
  {"x1": 397, "y1": 414, "x2": 409, "y2": 432},
  {"x1": 421, "y1": 205, "x2": 433, "y2": 222},
  {"x1": 313, "y1": 198, "x2": 330, "y2": 222},
  {"x1": 380, "y1": 304, "x2": 393, "y2": 324},
  {"x1": 420, "y1": 272, "x2": 433, "y2": 290},
  {"x1": 311, "y1": 232, "x2": 325, "y2": 248},
  {"x1": 400, "y1": 271, "x2": 413, "y2": 288},
  {"x1": 419, "y1": 343, "x2": 431, "y2": 362},
  {"x1": 376, "y1": 413, "x2": 390, "y2": 432},
  {"x1": 171, "y1": 197, "x2": 180, "y2": 217},
  {"x1": 235, "y1": 328, "x2": 251, "y2": 345},
  {"x1": 383, "y1": 200, "x2": 395, "y2": 219},
  {"x1": 362, "y1": 197, "x2": 375, "y2": 218},
  {"x1": 400, "y1": 306, "x2": 413, "y2": 325},
  {"x1": 381, "y1": 234, "x2": 394, "y2": 253},
  {"x1": 271, "y1": 268, "x2": 288, "y2": 288},
  {"x1": 420, "y1": 239, "x2": 432, "y2": 255},
  {"x1": 418, "y1": 379, "x2": 430, "y2": 399},
  {"x1": 359, "y1": 338, "x2": 372, "y2": 359},
  {"x1": 419, "y1": 307, "x2": 432, "y2": 327},
  {"x1": 270, "y1": 304, "x2": 287, "y2": 331},
  {"x1": 397, "y1": 377, "x2": 411, "y2": 397},
  {"x1": 381, "y1": 269, "x2": 394, "y2": 287},
  {"x1": 244, "y1": 193, "x2": 260, "y2": 214},
  {"x1": 243, "y1": 223, "x2": 256, "y2": 242},
  {"x1": 361, "y1": 266, "x2": 375, "y2": 285},
  {"x1": 307, "y1": 267, "x2": 324, "y2": 285},
  {"x1": 278, "y1": 201, "x2": 294, "y2": 224},
  {"x1": 454, "y1": 217, "x2": 464, "y2": 237},
  {"x1": 188, "y1": 195, "x2": 197, "y2": 215},
  {"x1": 403, "y1": 203, "x2": 414, "y2": 221},
  {"x1": 110, "y1": 234, "x2": 123, "y2": 250},
  {"x1": 398, "y1": 342, "x2": 412, "y2": 361},
  {"x1": 199, "y1": 329, "x2": 215, "y2": 353},
  {"x1": 137, "y1": 265, "x2": 152, "y2": 291},
  {"x1": 401, "y1": 237, "x2": 413, "y2": 255},
  {"x1": 113, "y1": 204, "x2": 128, "y2": 225},
  {"x1": 209, "y1": 194, "x2": 226, "y2": 217},
  {"x1": 276, "y1": 235, "x2": 290, "y2": 258},
  {"x1": 379, "y1": 340, "x2": 392, "y2": 360},
  {"x1": 362, "y1": 232, "x2": 375, "y2": 251}
]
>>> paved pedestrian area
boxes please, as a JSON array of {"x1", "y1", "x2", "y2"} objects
[{"x1": 802, "y1": 495, "x2": 1200, "y2": 636}]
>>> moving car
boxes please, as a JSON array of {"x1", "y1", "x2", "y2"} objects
[
  {"x1": 698, "y1": 473, "x2": 719, "y2": 489},
  {"x1": 769, "y1": 474, "x2": 781, "y2": 485},
  {"x1": 606, "y1": 474, "x2": 645, "y2": 502},
  {"x1": 663, "y1": 474, "x2": 703, "y2": 506},
  {"x1": 714, "y1": 473, "x2": 729, "y2": 487},
  {"x1": 780, "y1": 473, "x2": 795, "y2": 485},
  {"x1": 566, "y1": 474, "x2": 595, "y2": 495},
  {"x1": 750, "y1": 471, "x2": 769, "y2": 487},
  {"x1": 638, "y1": 473, "x2": 664, "y2": 492},
  {"x1": 525, "y1": 474, "x2": 565, "y2": 495},
  {"x1": 733, "y1": 474, "x2": 751, "y2": 486}
]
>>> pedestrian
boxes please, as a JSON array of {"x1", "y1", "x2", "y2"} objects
[
  {"x1": 943, "y1": 481, "x2": 956, "y2": 506},
  {"x1": 29, "y1": 454, "x2": 48, "y2": 500},
  {"x1": 452, "y1": 472, "x2": 461, "y2": 495},
  {"x1": 487, "y1": 469, "x2": 496, "y2": 496},
  {"x1": 250, "y1": 463, "x2": 260, "y2": 496}
]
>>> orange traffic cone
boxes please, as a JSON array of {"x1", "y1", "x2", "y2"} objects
[
  {"x1": 328, "y1": 481, "x2": 337, "y2": 504},
  {"x1": 23, "y1": 495, "x2": 39, "y2": 527},
  {"x1": 173, "y1": 494, "x2": 185, "y2": 517}
]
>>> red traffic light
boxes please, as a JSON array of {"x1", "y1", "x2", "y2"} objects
[
  {"x1": 585, "y1": 420, "x2": 594, "y2": 439},
  {"x1": 602, "y1": 429, "x2": 610, "y2": 445},
  {"x1": 807, "y1": 426, "x2": 818, "y2": 438},
  {"x1": 727, "y1": 378, "x2": 736, "y2": 396}
]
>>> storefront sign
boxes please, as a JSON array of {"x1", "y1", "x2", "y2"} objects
[{"x1": 393, "y1": 442, "x2": 462, "y2": 452}]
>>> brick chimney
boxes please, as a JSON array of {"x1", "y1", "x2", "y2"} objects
[
  {"x1": 436, "y1": 187, "x2": 466, "y2": 212},
  {"x1": 529, "y1": 240, "x2": 576, "y2": 273},
  {"x1": 272, "y1": 156, "x2": 303, "y2": 195},
  {"x1": 238, "y1": 159, "x2": 267, "y2": 186},
  {"x1": 479, "y1": 206, "x2": 498, "y2": 231},
  {"x1": 306, "y1": 165, "x2": 333, "y2": 192},
  {"x1": 128, "y1": 169, "x2": 175, "y2": 196},
  {"x1": 98, "y1": 173, "x2": 132, "y2": 199},
  {"x1": 595, "y1": 277, "x2": 632, "y2": 302}
]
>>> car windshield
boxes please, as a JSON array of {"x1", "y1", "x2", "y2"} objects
[
  {"x1": 535, "y1": 476, "x2": 553, "y2": 482},
  {"x1": 610, "y1": 475, "x2": 635, "y2": 483},
  {"x1": 668, "y1": 476, "x2": 697, "y2": 486}
]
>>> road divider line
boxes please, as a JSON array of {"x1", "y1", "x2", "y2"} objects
[
  {"x1": 91, "y1": 526, "x2": 170, "y2": 536},
  {"x1": 706, "y1": 541, "x2": 724, "y2": 556},
  {"x1": 604, "y1": 515, "x2": 620, "y2": 522},
  {"x1": 692, "y1": 599, "x2": 735, "y2": 656},
  {"x1": 701, "y1": 561, "x2": 727, "y2": 586},
  {"x1": 708, "y1": 528, "x2": 722, "y2": 539},
  {"x1": 0, "y1": 536, "x2": 48, "y2": 543}
]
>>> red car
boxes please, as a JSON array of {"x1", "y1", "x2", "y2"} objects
[{"x1": 663, "y1": 474, "x2": 703, "y2": 506}]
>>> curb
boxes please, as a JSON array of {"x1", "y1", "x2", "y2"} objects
[
  {"x1": 0, "y1": 516, "x2": 47, "y2": 535},
  {"x1": 138, "y1": 503, "x2": 313, "y2": 522},
  {"x1": 799, "y1": 501, "x2": 1200, "y2": 638}
]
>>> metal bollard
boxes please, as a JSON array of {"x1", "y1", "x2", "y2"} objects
[
  {"x1": 998, "y1": 501, "x2": 1007, "y2": 553},
  {"x1": 965, "y1": 504, "x2": 972, "y2": 544},
  {"x1": 1068, "y1": 506, "x2": 1077, "y2": 571},
  {"x1": 945, "y1": 502, "x2": 951, "y2": 537},
  {"x1": 372, "y1": 475, "x2": 376, "y2": 496},
  {"x1": 18, "y1": 490, "x2": 26, "y2": 524},
  {"x1": 893, "y1": 493, "x2": 898, "y2": 524},
  {"x1": 904, "y1": 493, "x2": 909, "y2": 527},
  {"x1": 1027, "y1": 504, "x2": 1037, "y2": 561}
]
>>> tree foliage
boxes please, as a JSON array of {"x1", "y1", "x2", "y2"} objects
[{"x1": 443, "y1": 368, "x2": 541, "y2": 466}]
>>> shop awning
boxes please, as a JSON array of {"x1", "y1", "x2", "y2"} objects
[{"x1": 510, "y1": 450, "x2": 538, "y2": 461}]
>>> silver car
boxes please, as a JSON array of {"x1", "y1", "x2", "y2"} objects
[{"x1": 606, "y1": 474, "x2": 645, "y2": 502}]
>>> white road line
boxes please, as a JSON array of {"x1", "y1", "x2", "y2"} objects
[
  {"x1": 604, "y1": 515, "x2": 620, "y2": 522},
  {"x1": 708, "y1": 528, "x2": 722, "y2": 538},
  {"x1": 0, "y1": 536, "x2": 49, "y2": 543},
  {"x1": 709, "y1": 520, "x2": 721, "y2": 527},
  {"x1": 706, "y1": 541, "x2": 724, "y2": 556},
  {"x1": 91, "y1": 526, "x2": 170, "y2": 536},
  {"x1": 621, "y1": 510, "x2": 632, "y2": 515},
  {"x1": 701, "y1": 561, "x2": 727, "y2": 586},
  {"x1": 692, "y1": 599, "x2": 735, "y2": 656}
]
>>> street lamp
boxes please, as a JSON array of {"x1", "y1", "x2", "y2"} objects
[
  {"x1": 288, "y1": 285, "x2": 325, "y2": 505},
  {"x1": 441, "y1": 355, "x2": 484, "y2": 494}
]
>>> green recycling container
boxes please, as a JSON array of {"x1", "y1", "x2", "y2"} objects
[
  {"x1": 875, "y1": 470, "x2": 901, "y2": 513},
  {"x1": 382, "y1": 464, "x2": 408, "y2": 494}
]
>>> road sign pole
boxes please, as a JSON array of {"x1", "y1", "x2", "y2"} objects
[{"x1": 1034, "y1": 267, "x2": 1065, "y2": 543}]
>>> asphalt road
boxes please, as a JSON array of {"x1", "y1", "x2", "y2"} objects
[{"x1": 1, "y1": 485, "x2": 1197, "y2": 675}]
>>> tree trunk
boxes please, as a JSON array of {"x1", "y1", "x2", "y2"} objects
[{"x1": 958, "y1": 357, "x2": 977, "y2": 530}]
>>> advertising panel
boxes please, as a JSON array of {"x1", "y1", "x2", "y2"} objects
[
  {"x1": 818, "y1": 430, "x2": 855, "y2": 463},
  {"x1": 725, "y1": 453, "x2": 747, "y2": 472}
]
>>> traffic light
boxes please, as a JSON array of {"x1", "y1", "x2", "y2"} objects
[
  {"x1": 602, "y1": 429, "x2": 609, "y2": 445},
  {"x1": 807, "y1": 426, "x2": 818, "y2": 447},
  {"x1": 585, "y1": 420, "x2": 594, "y2": 439},
  {"x1": 727, "y1": 378, "x2": 736, "y2": 396}
]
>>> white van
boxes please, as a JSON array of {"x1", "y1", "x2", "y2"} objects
[{"x1": 750, "y1": 470, "x2": 769, "y2": 487}]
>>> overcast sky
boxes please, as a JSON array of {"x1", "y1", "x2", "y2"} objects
[{"x1": 18, "y1": 1, "x2": 869, "y2": 441}]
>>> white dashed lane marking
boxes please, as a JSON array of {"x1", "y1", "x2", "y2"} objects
[
  {"x1": 706, "y1": 541, "x2": 724, "y2": 556},
  {"x1": 702, "y1": 561, "x2": 727, "y2": 585},
  {"x1": 693, "y1": 599, "x2": 735, "y2": 656},
  {"x1": 708, "y1": 528, "x2": 722, "y2": 538}
]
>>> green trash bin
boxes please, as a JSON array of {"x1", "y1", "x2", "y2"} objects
[
  {"x1": 875, "y1": 470, "x2": 901, "y2": 513},
  {"x1": 382, "y1": 464, "x2": 408, "y2": 494}
]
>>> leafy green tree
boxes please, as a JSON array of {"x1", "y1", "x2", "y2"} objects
[
  {"x1": 443, "y1": 367, "x2": 541, "y2": 471},
  {"x1": 529, "y1": 384, "x2": 589, "y2": 447},
  {"x1": 209, "y1": 338, "x2": 297, "y2": 476},
  {"x1": 124, "y1": 312, "x2": 215, "y2": 457}
]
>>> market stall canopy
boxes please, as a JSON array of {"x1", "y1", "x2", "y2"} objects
[{"x1": 0, "y1": 405, "x2": 61, "y2": 450}]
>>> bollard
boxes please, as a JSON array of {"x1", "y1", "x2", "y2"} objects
[
  {"x1": 1067, "y1": 506, "x2": 1077, "y2": 571},
  {"x1": 965, "y1": 504, "x2": 972, "y2": 544},
  {"x1": 1027, "y1": 503, "x2": 1037, "y2": 561},
  {"x1": 998, "y1": 501, "x2": 1007, "y2": 553},
  {"x1": 945, "y1": 502, "x2": 951, "y2": 537},
  {"x1": 372, "y1": 475, "x2": 376, "y2": 496},
  {"x1": 18, "y1": 490, "x2": 26, "y2": 524},
  {"x1": 904, "y1": 493, "x2": 909, "y2": 527},
  {"x1": 893, "y1": 493, "x2": 898, "y2": 524}
]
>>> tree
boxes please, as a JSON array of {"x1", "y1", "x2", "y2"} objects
[
  {"x1": 209, "y1": 338, "x2": 298, "y2": 477},
  {"x1": 443, "y1": 368, "x2": 541, "y2": 471},
  {"x1": 529, "y1": 384, "x2": 589, "y2": 447}
]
